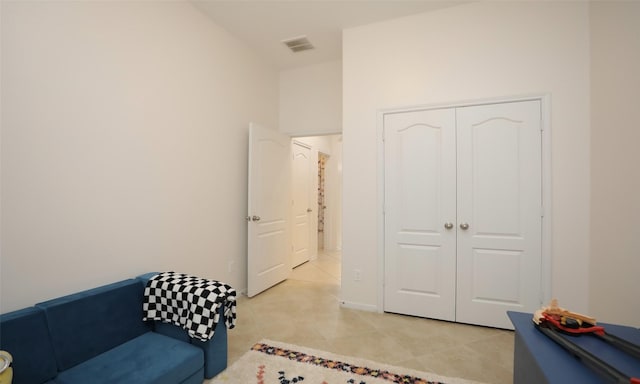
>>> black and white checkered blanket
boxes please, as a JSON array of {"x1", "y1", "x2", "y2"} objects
[{"x1": 142, "y1": 272, "x2": 236, "y2": 342}]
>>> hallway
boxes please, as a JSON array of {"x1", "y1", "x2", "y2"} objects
[{"x1": 290, "y1": 249, "x2": 341, "y2": 285}]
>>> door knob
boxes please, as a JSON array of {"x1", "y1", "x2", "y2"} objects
[
  {"x1": 307, "y1": 208, "x2": 312, "y2": 213},
  {"x1": 459, "y1": 222, "x2": 469, "y2": 230},
  {"x1": 252, "y1": 215, "x2": 261, "y2": 221},
  {"x1": 444, "y1": 222, "x2": 454, "y2": 230}
]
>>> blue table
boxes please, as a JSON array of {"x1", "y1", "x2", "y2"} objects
[{"x1": 508, "y1": 311, "x2": 640, "y2": 383}]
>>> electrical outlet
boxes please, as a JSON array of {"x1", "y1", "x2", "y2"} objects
[{"x1": 354, "y1": 269, "x2": 361, "y2": 282}]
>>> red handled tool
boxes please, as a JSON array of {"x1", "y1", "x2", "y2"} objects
[{"x1": 533, "y1": 300, "x2": 640, "y2": 384}]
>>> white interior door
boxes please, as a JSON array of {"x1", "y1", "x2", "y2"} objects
[
  {"x1": 292, "y1": 142, "x2": 312, "y2": 267},
  {"x1": 455, "y1": 100, "x2": 542, "y2": 329},
  {"x1": 247, "y1": 123, "x2": 291, "y2": 297},
  {"x1": 383, "y1": 99, "x2": 543, "y2": 329},
  {"x1": 383, "y1": 108, "x2": 457, "y2": 321}
]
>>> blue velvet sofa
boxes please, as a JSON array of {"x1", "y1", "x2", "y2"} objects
[{"x1": 0, "y1": 274, "x2": 228, "y2": 384}]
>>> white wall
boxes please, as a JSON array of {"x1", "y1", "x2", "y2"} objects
[
  {"x1": 279, "y1": 60, "x2": 342, "y2": 136},
  {"x1": 589, "y1": 2, "x2": 640, "y2": 326},
  {"x1": 0, "y1": 1, "x2": 278, "y2": 313},
  {"x1": 294, "y1": 136, "x2": 334, "y2": 155},
  {"x1": 342, "y1": 2, "x2": 591, "y2": 313}
]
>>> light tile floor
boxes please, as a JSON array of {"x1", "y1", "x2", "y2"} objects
[{"x1": 213, "y1": 251, "x2": 514, "y2": 384}]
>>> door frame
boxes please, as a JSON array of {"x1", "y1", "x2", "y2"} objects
[{"x1": 376, "y1": 94, "x2": 552, "y2": 313}]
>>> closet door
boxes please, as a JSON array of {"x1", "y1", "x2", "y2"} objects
[
  {"x1": 455, "y1": 100, "x2": 542, "y2": 329},
  {"x1": 383, "y1": 108, "x2": 457, "y2": 321}
]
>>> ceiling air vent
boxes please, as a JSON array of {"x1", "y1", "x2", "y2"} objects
[{"x1": 282, "y1": 36, "x2": 314, "y2": 53}]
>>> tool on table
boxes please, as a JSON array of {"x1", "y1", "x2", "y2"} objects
[{"x1": 533, "y1": 299, "x2": 640, "y2": 384}]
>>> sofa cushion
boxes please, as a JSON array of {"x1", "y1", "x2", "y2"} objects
[
  {"x1": 54, "y1": 332, "x2": 204, "y2": 384},
  {"x1": 36, "y1": 279, "x2": 151, "y2": 370},
  {"x1": 0, "y1": 307, "x2": 58, "y2": 384}
]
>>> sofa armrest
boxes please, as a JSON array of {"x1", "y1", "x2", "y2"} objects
[
  {"x1": 136, "y1": 273, "x2": 228, "y2": 379},
  {"x1": 147, "y1": 306, "x2": 228, "y2": 378},
  {"x1": 0, "y1": 307, "x2": 59, "y2": 384},
  {"x1": 191, "y1": 306, "x2": 228, "y2": 379}
]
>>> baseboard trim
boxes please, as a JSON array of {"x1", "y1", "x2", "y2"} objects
[{"x1": 339, "y1": 300, "x2": 377, "y2": 312}]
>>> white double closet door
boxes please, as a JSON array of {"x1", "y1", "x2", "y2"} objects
[{"x1": 383, "y1": 100, "x2": 542, "y2": 329}]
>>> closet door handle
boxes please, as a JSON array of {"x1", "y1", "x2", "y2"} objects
[
  {"x1": 459, "y1": 223, "x2": 469, "y2": 230},
  {"x1": 444, "y1": 222, "x2": 454, "y2": 230}
]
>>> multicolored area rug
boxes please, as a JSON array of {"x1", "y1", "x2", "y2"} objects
[{"x1": 210, "y1": 339, "x2": 486, "y2": 384}]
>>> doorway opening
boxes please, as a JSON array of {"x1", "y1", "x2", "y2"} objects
[{"x1": 289, "y1": 134, "x2": 342, "y2": 286}]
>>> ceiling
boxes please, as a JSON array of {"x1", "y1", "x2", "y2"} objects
[{"x1": 191, "y1": 1, "x2": 467, "y2": 71}]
